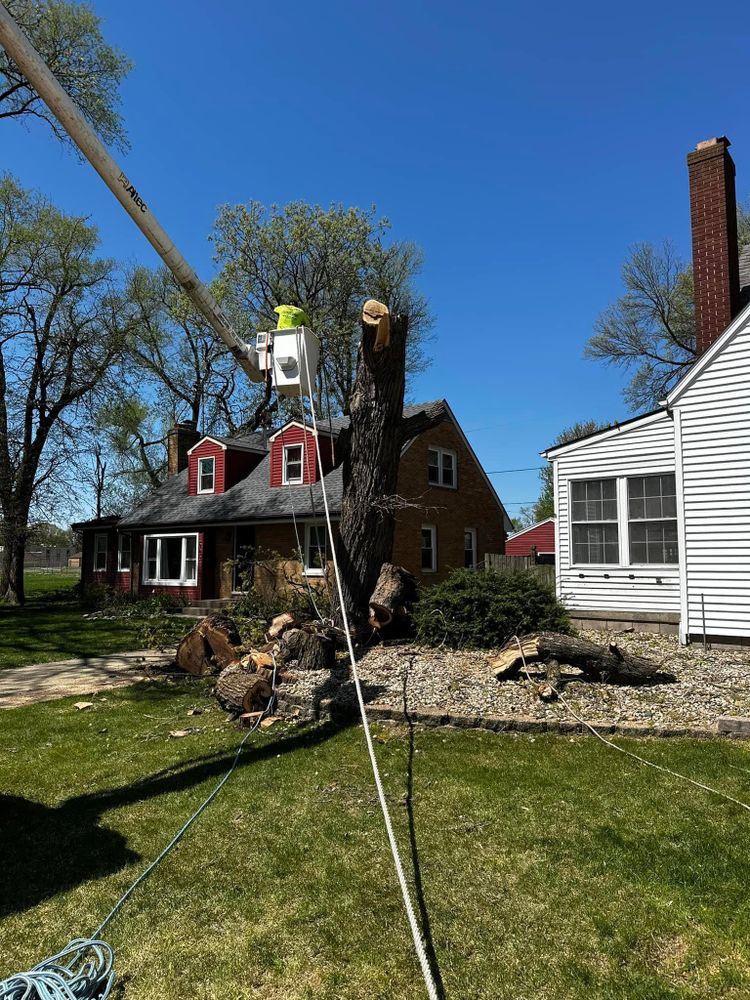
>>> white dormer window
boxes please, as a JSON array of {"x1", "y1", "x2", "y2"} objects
[
  {"x1": 283, "y1": 444, "x2": 304, "y2": 484},
  {"x1": 198, "y1": 456, "x2": 215, "y2": 493}
]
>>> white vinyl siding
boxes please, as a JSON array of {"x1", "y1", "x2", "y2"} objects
[
  {"x1": 554, "y1": 413, "x2": 680, "y2": 614},
  {"x1": 676, "y1": 311, "x2": 750, "y2": 637}
]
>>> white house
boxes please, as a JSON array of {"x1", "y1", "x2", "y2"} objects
[{"x1": 544, "y1": 136, "x2": 750, "y2": 645}]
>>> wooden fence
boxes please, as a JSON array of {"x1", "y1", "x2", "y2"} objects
[{"x1": 484, "y1": 553, "x2": 556, "y2": 588}]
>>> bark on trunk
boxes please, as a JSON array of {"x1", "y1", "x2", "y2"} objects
[
  {"x1": 491, "y1": 632, "x2": 660, "y2": 685},
  {"x1": 215, "y1": 664, "x2": 273, "y2": 715},
  {"x1": 368, "y1": 562, "x2": 417, "y2": 630},
  {"x1": 175, "y1": 613, "x2": 243, "y2": 676},
  {"x1": 0, "y1": 530, "x2": 26, "y2": 606},
  {"x1": 278, "y1": 627, "x2": 335, "y2": 671},
  {"x1": 335, "y1": 308, "x2": 410, "y2": 628}
]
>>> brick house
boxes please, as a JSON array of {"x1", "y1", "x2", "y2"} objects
[{"x1": 74, "y1": 400, "x2": 512, "y2": 604}]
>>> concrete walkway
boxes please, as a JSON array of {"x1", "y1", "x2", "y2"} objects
[{"x1": 0, "y1": 649, "x2": 176, "y2": 709}]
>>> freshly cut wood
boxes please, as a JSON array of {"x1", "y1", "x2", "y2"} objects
[
  {"x1": 368, "y1": 562, "x2": 417, "y2": 630},
  {"x1": 175, "y1": 613, "x2": 242, "y2": 676},
  {"x1": 491, "y1": 632, "x2": 660, "y2": 685},
  {"x1": 278, "y1": 627, "x2": 335, "y2": 671},
  {"x1": 215, "y1": 664, "x2": 273, "y2": 714},
  {"x1": 239, "y1": 650, "x2": 274, "y2": 670},
  {"x1": 362, "y1": 298, "x2": 391, "y2": 351},
  {"x1": 267, "y1": 612, "x2": 299, "y2": 641}
]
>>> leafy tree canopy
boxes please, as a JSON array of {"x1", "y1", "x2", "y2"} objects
[
  {"x1": 212, "y1": 201, "x2": 433, "y2": 415},
  {"x1": 0, "y1": 0, "x2": 131, "y2": 150}
]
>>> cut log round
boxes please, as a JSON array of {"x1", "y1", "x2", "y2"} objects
[
  {"x1": 215, "y1": 664, "x2": 272, "y2": 714},
  {"x1": 491, "y1": 632, "x2": 659, "y2": 685},
  {"x1": 176, "y1": 613, "x2": 242, "y2": 676},
  {"x1": 278, "y1": 627, "x2": 335, "y2": 671},
  {"x1": 267, "y1": 612, "x2": 299, "y2": 641},
  {"x1": 368, "y1": 562, "x2": 417, "y2": 630}
]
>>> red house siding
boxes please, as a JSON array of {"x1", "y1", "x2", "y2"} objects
[
  {"x1": 505, "y1": 519, "x2": 555, "y2": 556},
  {"x1": 270, "y1": 426, "x2": 335, "y2": 487},
  {"x1": 81, "y1": 529, "x2": 205, "y2": 602},
  {"x1": 188, "y1": 440, "x2": 226, "y2": 495}
]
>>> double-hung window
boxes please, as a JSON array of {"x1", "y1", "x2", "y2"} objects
[
  {"x1": 571, "y1": 479, "x2": 619, "y2": 564},
  {"x1": 118, "y1": 534, "x2": 131, "y2": 572},
  {"x1": 93, "y1": 533, "x2": 108, "y2": 572},
  {"x1": 198, "y1": 456, "x2": 215, "y2": 493},
  {"x1": 464, "y1": 528, "x2": 477, "y2": 569},
  {"x1": 143, "y1": 534, "x2": 198, "y2": 585},
  {"x1": 304, "y1": 523, "x2": 327, "y2": 576},
  {"x1": 427, "y1": 448, "x2": 457, "y2": 488},
  {"x1": 421, "y1": 524, "x2": 437, "y2": 572},
  {"x1": 627, "y1": 474, "x2": 678, "y2": 564},
  {"x1": 283, "y1": 444, "x2": 304, "y2": 484}
]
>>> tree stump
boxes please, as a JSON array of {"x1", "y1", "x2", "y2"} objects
[
  {"x1": 368, "y1": 562, "x2": 417, "y2": 630},
  {"x1": 278, "y1": 627, "x2": 335, "y2": 671},
  {"x1": 491, "y1": 632, "x2": 660, "y2": 685},
  {"x1": 175, "y1": 613, "x2": 242, "y2": 676},
  {"x1": 215, "y1": 664, "x2": 273, "y2": 714}
]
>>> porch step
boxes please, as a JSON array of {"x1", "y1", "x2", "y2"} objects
[{"x1": 180, "y1": 598, "x2": 239, "y2": 618}]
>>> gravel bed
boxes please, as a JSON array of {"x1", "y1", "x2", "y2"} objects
[{"x1": 284, "y1": 630, "x2": 750, "y2": 731}]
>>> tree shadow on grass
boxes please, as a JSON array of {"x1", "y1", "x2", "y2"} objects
[{"x1": 0, "y1": 721, "x2": 342, "y2": 921}]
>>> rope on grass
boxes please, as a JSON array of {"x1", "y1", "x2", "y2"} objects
[
  {"x1": 0, "y1": 666, "x2": 278, "y2": 1000},
  {"x1": 512, "y1": 635, "x2": 750, "y2": 814}
]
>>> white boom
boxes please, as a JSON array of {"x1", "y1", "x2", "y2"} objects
[{"x1": 0, "y1": 2, "x2": 263, "y2": 382}]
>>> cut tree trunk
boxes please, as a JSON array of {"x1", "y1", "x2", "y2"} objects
[
  {"x1": 267, "y1": 612, "x2": 299, "y2": 641},
  {"x1": 491, "y1": 632, "x2": 660, "y2": 685},
  {"x1": 278, "y1": 627, "x2": 335, "y2": 671},
  {"x1": 368, "y1": 562, "x2": 417, "y2": 630},
  {"x1": 215, "y1": 664, "x2": 273, "y2": 714},
  {"x1": 175, "y1": 613, "x2": 243, "y2": 676},
  {"x1": 335, "y1": 302, "x2": 442, "y2": 629}
]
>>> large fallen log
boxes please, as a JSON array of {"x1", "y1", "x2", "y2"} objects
[
  {"x1": 215, "y1": 664, "x2": 273, "y2": 715},
  {"x1": 491, "y1": 632, "x2": 660, "y2": 685},
  {"x1": 278, "y1": 627, "x2": 335, "y2": 671},
  {"x1": 175, "y1": 613, "x2": 242, "y2": 676},
  {"x1": 368, "y1": 562, "x2": 417, "y2": 631}
]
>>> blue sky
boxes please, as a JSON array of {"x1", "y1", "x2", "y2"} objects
[{"x1": 4, "y1": 0, "x2": 749, "y2": 518}]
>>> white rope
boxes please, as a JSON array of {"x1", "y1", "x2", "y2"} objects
[
  {"x1": 299, "y1": 342, "x2": 441, "y2": 1000},
  {"x1": 512, "y1": 636, "x2": 750, "y2": 814}
]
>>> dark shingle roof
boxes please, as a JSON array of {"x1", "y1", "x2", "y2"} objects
[
  {"x1": 201, "y1": 432, "x2": 267, "y2": 452},
  {"x1": 740, "y1": 244, "x2": 750, "y2": 308},
  {"x1": 118, "y1": 401, "x2": 445, "y2": 530}
]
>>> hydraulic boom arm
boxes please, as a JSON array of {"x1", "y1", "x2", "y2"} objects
[{"x1": 0, "y1": 2, "x2": 263, "y2": 382}]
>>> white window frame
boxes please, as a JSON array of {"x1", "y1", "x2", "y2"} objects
[
  {"x1": 283, "y1": 443, "x2": 304, "y2": 485},
  {"x1": 427, "y1": 447, "x2": 457, "y2": 489},
  {"x1": 197, "y1": 456, "x2": 215, "y2": 494},
  {"x1": 568, "y1": 472, "x2": 678, "y2": 569},
  {"x1": 142, "y1": 533, "x2": 199, "y2": 586},
  {"x1": 464, "y1": 527, "x2": 477, "y2": 570},
  {"x1": 93, "y1": 533, "x2": 108, "y2": 572},
  {"x1": 421, "y1": 523, "x2": 437, "y2": 573},
  {"x1": 303, "y1": 522, "x2": 327, "y2": 577},
  {"x1": 117, "y1": 533, "x2": 132, "y2": 572},
  {"x1": 626, "y1": 473, "x2": 678, "y2": 567}
]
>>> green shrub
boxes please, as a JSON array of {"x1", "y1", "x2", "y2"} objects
[{"x1": 413, "y1": 569, "x2": 571, "y2": 649}]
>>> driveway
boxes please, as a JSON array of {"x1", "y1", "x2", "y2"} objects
[{"x1": 0, "y1": 649, "x2": 176, "y2": 709}]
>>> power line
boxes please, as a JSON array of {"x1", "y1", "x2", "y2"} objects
[{"x1": 486, "y1": 466, "x2": 545, "y2": 474}]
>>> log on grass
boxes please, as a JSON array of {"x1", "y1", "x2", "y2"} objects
[
  {"x1": 368, "y1": 562, "x2": 417, "y2": 630},
  {"x1": 278, "y1": 627, "x2": 335, "y2": 671},
  {"x1": 175, "y1": 613, "x2": 242, "y2": 676},
  {"x1": 215, "y1": 664, "x2": 273, "y2": 715},
  {"x1": 491, "y1": 632, "x2": 660, "y2": 685}
]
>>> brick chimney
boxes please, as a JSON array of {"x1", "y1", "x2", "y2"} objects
[
  {"x1": 167, "y1": 420, "x2": 200, "y2": 477},
  {"x1": 687, "y1": 136, "x2": 741, "y2": 354}
]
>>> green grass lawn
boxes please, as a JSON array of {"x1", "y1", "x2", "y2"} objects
[
  {"x1": 0, "y1": 573, "x2": 179, "y2": 669},
  {"x1": 2, "y1": 681, "x2": 750, "y2": 998}
]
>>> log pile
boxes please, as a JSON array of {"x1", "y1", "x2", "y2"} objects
[
  {"x1": 175, "y1": 613, "x2": 243, "y2": 676},
  {"x1": 491, "y1": 632, "x2": 660, "y2": 689}
]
